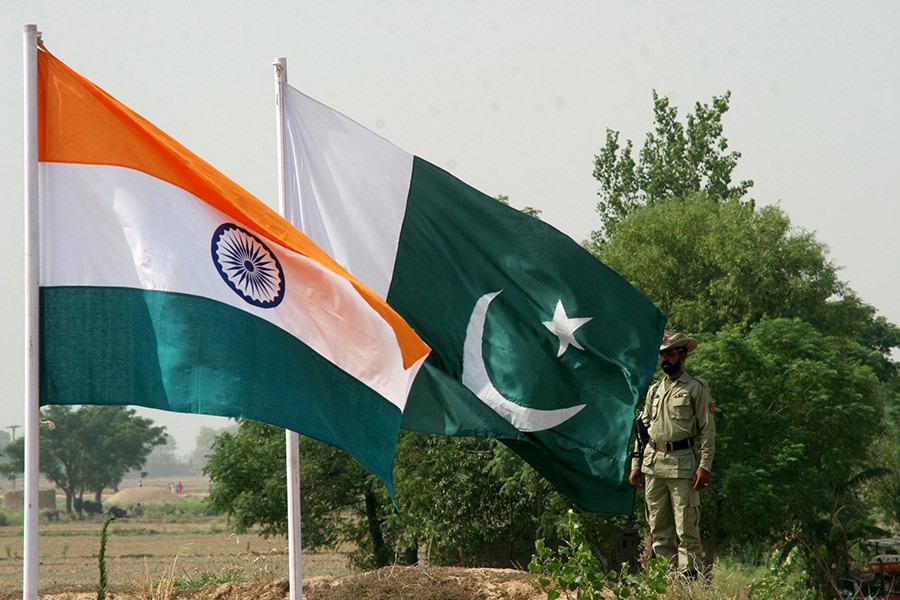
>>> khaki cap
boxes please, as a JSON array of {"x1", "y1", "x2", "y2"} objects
[{"x1": 659, "y1": 332, "x2": 698, "y2": 353}]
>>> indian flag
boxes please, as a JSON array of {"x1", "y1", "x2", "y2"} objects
[
  {"x1": 37, "y1": 46, "x2": 429, "y2": 492},
  {"x1": 282, "y1": 84, "x2": 665, "y2": 513}
]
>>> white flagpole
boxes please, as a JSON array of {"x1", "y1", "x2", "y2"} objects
[
  {"x1": 22, "y1": 23, "x2": 41, "y2": 600},
  {"x1": 274, "y1": 56, "x2": 304, "y2": 600}
]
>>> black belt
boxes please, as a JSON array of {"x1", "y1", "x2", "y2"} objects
[{"x1": 649, "y1": 438, "x2": 694, "y2": 452}]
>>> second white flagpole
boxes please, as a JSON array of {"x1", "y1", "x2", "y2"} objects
[{"x1": 274, "y1": 56, "x2": 304, "y2": 600}]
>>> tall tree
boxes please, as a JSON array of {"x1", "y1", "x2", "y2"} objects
[
  {"x1": 596, "y1": 194, "x2": 843, "y2": 336},
  {"x1": 590, "y1": 90, "x2": 753, "y2": 244},
  {"x1": 11, "y1": 406, "x2": 166, "y2": 512},
  {"x1": 80, "y1": 406, "x2": 167, "y2": 500},
  {"x1": 591, "y1": 112, "x2": 898, "y2": 576},
  {"x1": 689, "y1": 320, "x2": 884, "y2": 542},
  {"x1": 589, "y1": 88, "x2": 899, "y2": 363}
]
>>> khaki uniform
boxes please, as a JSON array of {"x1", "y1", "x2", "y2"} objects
[{"x1": 632, "y1": 372, "x2": 715, "y2": 572}]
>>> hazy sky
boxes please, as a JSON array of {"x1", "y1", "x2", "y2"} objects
[{"x1": 2, "y1": 2, "x2": 897, "y2": 455}]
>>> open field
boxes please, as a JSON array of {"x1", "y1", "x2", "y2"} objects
[{"x1": 0, "y1": 476, "x2": 351, "y2": 596}]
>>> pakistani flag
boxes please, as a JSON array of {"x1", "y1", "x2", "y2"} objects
[
  {"x1": 37, "y1": 47, "x2": 429, "y2": 494},
  {"x1": 282, "y1": 85, "x2": 665, "y2": 513}
]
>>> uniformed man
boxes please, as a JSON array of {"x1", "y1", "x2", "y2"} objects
[{"x1": 629, "y1": 332, "x2": 715, "y2": 577}]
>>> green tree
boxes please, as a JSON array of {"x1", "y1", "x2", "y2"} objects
[
  {"x1": 81, "y1": 407, "x2": 166, "y2": 500},
  {"x1": 597, "y1": 194, "x2": 844, "y2": 336},
  {"x1": 204, "y1": 419, "x2": 375, "y2": 555},
  {"x1": 590, "y1": 90, "x2": 753, "y2": 243},
  {"x1": 495, "y1": 194, "x2": 541, "y2": 219},
  {"x1": 189, "y1": 424, "x2": 237, "y2": 471},
  {"x1": 860, "y1": 377, "x2": 900, "y2": 528},
  {"x1": 4, "y1": 406, "x2": 166, "y2": 513},
  {"x1": 204, "y1": 420, "x2": 291, "y2": 537},
  {"x1": 589, "y1": 88, "x2": 898, "y2": 595},
  {"x1": 689, "y1": 320, "x2": 885, "y2": 550},
  {"x1": 205, "y1": 420, "x2": 582, "y2": 569},
  {"x1": 590, "y1": 89, "x2": 900, "y2": 367},
  {"x1": 590, "y1": 103, "x2": 899, "y2": 596},
  {"x1": 1, "y1": 440, "x2": 23, "y2": 486},
  {"x1": 385, "y1": 435, "x2": 553, "y2": 568},
  {"x1": 821, "y1": 294, "x2": 900, "y2": 379}
]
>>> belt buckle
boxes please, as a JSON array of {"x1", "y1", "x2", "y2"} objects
[{"x1": 654, "y1": 441, "x2": 666, "y2": 452}]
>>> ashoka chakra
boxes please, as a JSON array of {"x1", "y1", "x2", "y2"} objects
[{"x1": 211, "y1": 223, "x2": 285, "y2": 309}]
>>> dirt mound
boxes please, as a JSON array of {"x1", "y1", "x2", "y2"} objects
[
  {"x1": 105, "y1": 486, "x2": 180, "y2": 505},
  {"x1": 302, "y1": 566, "x2": 543, "y2": 600},
  {"x1": 28, "y1": 566, "x2": 543, "y2": 600}
]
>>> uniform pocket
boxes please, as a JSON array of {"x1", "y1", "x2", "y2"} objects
[
  {"x1": 670, "y1": 395, "x2": 693, "y2": 420},
  {"x1": 647, "y1": 393, "x2": 661, "y2": 420},
  {"x1": 677, "y1": 450, "x2": 698, "y2": 477}
]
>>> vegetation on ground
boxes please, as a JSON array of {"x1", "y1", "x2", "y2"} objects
[{"x1": 529, "y1": 510, "x2": 668, "y2": 599}]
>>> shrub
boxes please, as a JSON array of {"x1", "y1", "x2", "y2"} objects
[{"x1": 528, "y1": 510, "x2": 668, "y2": 599}]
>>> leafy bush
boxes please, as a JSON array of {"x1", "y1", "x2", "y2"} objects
[
  {"x1": 528, "y1": 510, "x2": 668, "y2": 599},
  {"x1": 746, "y1": 547, "x2": 815, "y2": 600}
]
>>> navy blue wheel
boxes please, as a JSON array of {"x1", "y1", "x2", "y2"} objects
[{"x1": 211, "y1": 223, "x2": 285, "y2": 309}]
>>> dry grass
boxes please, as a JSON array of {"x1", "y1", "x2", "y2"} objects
[
  {"x1": 0, "y1": 520, "x2": 299, "y2": 592},
  {"x1": 0, "y1": 566, "x2": 543, "y2": 600}
]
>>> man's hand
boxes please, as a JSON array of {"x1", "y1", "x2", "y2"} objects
[
  {"x1": 629, "y1": 469, "x2": 644, "y2": 489},
  {"x1": 692, "y1": 467, "x2": 711, "y2": 491}
]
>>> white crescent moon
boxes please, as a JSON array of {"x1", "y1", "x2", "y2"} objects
[{"x1": 461, "y1": 290, "x2": 586, "y2": 432}]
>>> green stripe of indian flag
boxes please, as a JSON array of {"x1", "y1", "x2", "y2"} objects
[
  {"x1": 40, "y1": 161, "x2": 420, "y2": 411},
  {"x1": 40, "y1": 286, "x2": 402, "y2": 483}
]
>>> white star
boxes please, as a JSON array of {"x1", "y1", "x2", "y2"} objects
[{"x1": 542, "y1": 300, "x2": 593, "y2": 357}]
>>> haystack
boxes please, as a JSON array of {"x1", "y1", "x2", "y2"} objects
[
  {"x1": 2, "y1": 489, "x2": 56, "y2": 511},
  {"x1": 105, "y1": 486, "x2": 180, "y2": 505}
]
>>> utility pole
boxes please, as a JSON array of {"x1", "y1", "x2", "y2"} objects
[{"x1": 6, "y1": 425, "x2": 22, "y2": 490}]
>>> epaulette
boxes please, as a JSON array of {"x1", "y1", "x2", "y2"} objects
[{"x1": 691, "y1": 376, "x2": 708, "y2": 388}]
